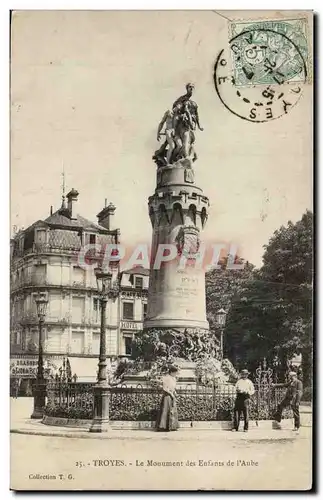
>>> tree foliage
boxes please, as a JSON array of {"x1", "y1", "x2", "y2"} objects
[
  {"x1": 205, "y1": 255, "x2": 255, "y2": 358},
  {"x1": 224, "y1": 211, "x2": 313, "y2": 382}
]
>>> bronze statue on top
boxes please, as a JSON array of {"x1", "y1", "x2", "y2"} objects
[{"x1": 153, "y1": 83, "x2": 204, "y2": 168}]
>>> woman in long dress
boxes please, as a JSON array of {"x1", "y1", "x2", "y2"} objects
[{"x1": 156, "y1": 366, "x2": 179, "y2": 432}]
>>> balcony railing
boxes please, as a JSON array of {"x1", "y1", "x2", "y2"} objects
[
  {"x1": 11, "y1": 277, "x2": 98, "y2": 292},
  {"x1": 13, "y1": 243, "x2": 81, "y2": 259},
  {"x1": 12, "y1": 243, "x2": 112, "y2": 260},
  {"x1": 46, "y1": 315, "x2": 71, "y2": 324},
  {"x1": 17, "y1": 312, "x2": 72, "y2": 325}
]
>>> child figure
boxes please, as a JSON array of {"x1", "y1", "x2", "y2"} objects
[
  {"x1": 156, "y1": 103, "x2": 182, "y2": 164},
  {"x1": 174, "y1": 101, "x2": 196, "y2": 161}
]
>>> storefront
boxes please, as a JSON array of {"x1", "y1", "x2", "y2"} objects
[
  {"x1": 10, "y1": 356, "x2": 38, "y2": 396},
  {"x1": 10, "y1": 354, "x2": 120, "y2": 394},
  {"x1": 120, "y1": 320, "x2": 142, "y2": 356},
  {"x1": 10, "y1": 355, "x2": 69, "y2": 396}
]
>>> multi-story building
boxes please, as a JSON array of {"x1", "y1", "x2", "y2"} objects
[
  {"x1": 119, "y1": 267, "x2": 149, "y2": 355},
  {"x1": 10, "y1": 188, "x2": 149, "y2": 390}
]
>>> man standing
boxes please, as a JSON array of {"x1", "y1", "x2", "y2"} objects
[
  {"x1": 12, "y1": 378, "x2": 20, "y2": 399},
  {"x1": 232, "y1": 369, "x2": 255, "y2": 432},
  {"x1": 273, "y1": 371, "x2": 303, "y2": 432}
]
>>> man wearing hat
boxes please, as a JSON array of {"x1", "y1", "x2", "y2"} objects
[
  {"x1": 232, "y1": 369, "x2": 255, "y2": 432},
  {"x1": 273, "y1": 371, "x2": 303, "y2": 432}
]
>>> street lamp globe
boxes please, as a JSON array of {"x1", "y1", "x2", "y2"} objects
[
  {"x1": 95, "y1": 267, "x2": 112, "y2": 295},
  {"x1": 216, "y1": 308, "x2": 227, "y2": 327},
  {"x1": 35, "y1": 294, "x2": 48, "y2": 319}
]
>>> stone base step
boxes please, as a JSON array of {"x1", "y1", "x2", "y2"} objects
[{"x1": 42, "y1": 415, "x2": 311, "y2": 430}]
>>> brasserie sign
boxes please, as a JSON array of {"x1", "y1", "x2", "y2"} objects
[{"x1": 10, "y1": 358, "x2": 38, "y2": 378}]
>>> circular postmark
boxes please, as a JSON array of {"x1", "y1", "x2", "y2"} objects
[{"x1": 214, "y1": 27, "x2": 307, "y2": 122}]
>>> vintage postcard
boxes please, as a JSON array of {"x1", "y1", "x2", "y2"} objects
[{"x1": 10, "y1": 10, "x2": 313, "y2": 491}]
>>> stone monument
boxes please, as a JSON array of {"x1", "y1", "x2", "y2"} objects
[{"x1": 140, "y1": 83, "x2": 213, "y2": 385}]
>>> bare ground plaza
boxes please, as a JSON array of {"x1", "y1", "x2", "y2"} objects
[{"x1": 11, "y1": 398, "x2": 312, "y2": 491}]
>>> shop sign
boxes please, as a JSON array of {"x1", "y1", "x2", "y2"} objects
[
  {"x1": 120, "y1": 321, "x2": 142, "y2": 330},
  {"x1": 10, "y1": 358, "x2": 38, "y2": 378}
]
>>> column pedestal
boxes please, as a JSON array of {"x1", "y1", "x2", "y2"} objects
[
  {"x1": 30, "y1": 381, "x2": 46, "y2": 419},
  {"x1": 89, "y1": 383, "x2": 111, "y2": 433}
]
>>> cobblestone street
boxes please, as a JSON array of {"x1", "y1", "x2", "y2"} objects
[{"x1": 10, "y1": 398, "x2": 312, "y2": 491}]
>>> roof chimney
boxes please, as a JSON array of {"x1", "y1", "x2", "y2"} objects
[
  {"x1": 97, "y1": 201, "x2": 116, "y2": 230},
  {"x1": 66, "y1": 188, "x2": 79, "y2": 219}
]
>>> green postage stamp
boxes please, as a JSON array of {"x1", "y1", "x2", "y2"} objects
[{"x1": 229, "y1": 19, "x2": 309, "y2": 87}]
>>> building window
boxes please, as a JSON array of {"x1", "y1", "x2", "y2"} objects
[
  {"x1": 35, "y1": 229, "x2": 46, "y2": 245},
  {"x1": 16, "y1": 298, "x2": 24, "y2": 317},
  {"x1": 72, "y1": 296, "x2": 85, "y2": 323},
  {"x1": 73, "y1": 266, "x2": 85, "y2": 285},
  {"x1": 92, "y1": 332, "x2": 100, "y2": 355},
  {"x1": 89, "y1": 234, "x2": 96, "y2": 245},
  {"x1": 21, "y1": 268, "x2": 26, "y2": 283},
  {"x1": 34, "y1": 264, "x2": 47, "y2": 285},
  {"x1": 49, "y1": 291, "x2": 61, "y2": 320},
  {"x1": 93, "y1": 298, "x2": 99, "y2": 323},
  {"x1": 124, "y1": 336, "x2": 133, "y2": 356},
  {"x1": 71, "y1": 331, "x2": 84, "y2": 354},
  {"x1": 135, "y1": 276, "x2": 144, "y2": 289},
  {"x1": 123, "y1": 302, "x2": 134, "y2": 320},
  {"x1": 143, "y1": 303, "x2": 148, "y2": 319}
]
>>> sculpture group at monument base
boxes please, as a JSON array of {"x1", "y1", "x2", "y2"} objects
[
  {"x1": 122, "y1": 324, "x2": 220, "y2": 388},
  {"x1": 144, "y1": 318, "x2": 209, "y2": 330},
  {"x1": 122, "y1": 359, "x2": 199, "y2": 388}
]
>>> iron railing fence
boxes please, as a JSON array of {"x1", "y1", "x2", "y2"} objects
[{"x1": 45, "y1": 381, "x2": 289, "y2": 421}]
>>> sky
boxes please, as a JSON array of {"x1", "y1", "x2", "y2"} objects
[{"x1": 10, "y1": 10, "x2": 312, "y2": 267}]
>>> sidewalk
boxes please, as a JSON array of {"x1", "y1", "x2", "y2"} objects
[
  {"x1": 11, "y1": 417, "x2": 311, "y2": 442},
  {"x1": 10, "y1": 398, "x2": 312, "y2": 442}
]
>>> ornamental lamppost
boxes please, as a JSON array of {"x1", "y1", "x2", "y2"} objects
[
  {"x1": 90, "y1": 267, "x2": 116, "y2": 433},
  {"x1": 216, "y1": 308, "x2": 227, "y2": 361},
  {"x1": 30, "y1": 293, "x2": 48, "y2": 419}
]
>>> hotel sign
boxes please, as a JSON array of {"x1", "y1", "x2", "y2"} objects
[{"x1": 120, "y1": 321, "x2": 142, "y2": 331}]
